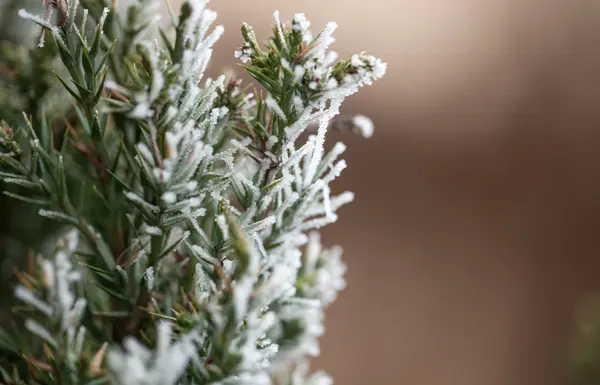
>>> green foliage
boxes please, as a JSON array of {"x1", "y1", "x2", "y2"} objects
[{"x1": 0, "y1": 1, "x2": 385, "y2": 384}]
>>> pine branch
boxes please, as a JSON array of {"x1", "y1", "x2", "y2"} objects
[{"x1": 0, "y1": 1, "x2": 386, "y2": 384}]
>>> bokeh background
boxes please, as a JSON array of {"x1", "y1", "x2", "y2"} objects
[{"x1": 206, "y1": 1, "x2": 600, "y2": 385}]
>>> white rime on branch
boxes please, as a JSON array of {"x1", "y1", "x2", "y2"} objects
[{"x1": 1, "y1": 1, "x2": 386, "y2": 384}]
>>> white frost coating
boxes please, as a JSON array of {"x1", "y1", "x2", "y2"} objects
[
  {"x1": 273, "y1": 10, "x2": 288, "y2": 50},
  {"x1": 3, "y1": 177, "x2": 37, "y2": 188},
  {"x1": 38, "y1": 209, "x2": 77, "y2": 223},
  {"x1": 25, "y1": 319, "x2": 58, "y2": 347},
  {"x1": 43, "y1": 259, "x2": 56, "y2": 293},
  {"x1": 265, "y1": 97, "x2": 287, "y2": 121},
  {"x1": 266, "y1": 136, "x2": 278, "y2": 151},
  {"x1": 293, "y1": 13, "x2": 311, "y2": 32},
  {"x1": 67, "y1": 0, "x2": 80, "y2": 31},
  {"x1": 144, "y1": 267, "x2": 155, "y2": 290},
  {"x1": 292, "y1": 13, "x2": 312, "y2": 42},
  {"x1": 18, "y1": 8, "x2": 59, "y2": 47},
  {"x1": 194, "y1": 263, "x2": 210, "y2": 300},
  {"x1": 98, "y1": 7, "x2": 110, "y2": 32},
  {"x1": 352, "y1": 114, "x2": 374, "y2": 138},
  {"x1": 303, "y1": 97, "x2": 343, "y2": 187},
  {"x1": 152, "y1": 167, "x2": 172, "y2": 184},
  {"x1": 323, "y1": 51, "x2": 339, "y2": 68},
  {"x1": 125, "y1": 192, "x2": 160, "y2": 213},
  {"x1": 322, "y1": 185, "x2": 333, "y2": 219},
  {"x1": 129, "y1": 102, "x2": 154, "y2": 119},
  {"x1": 55, "y1": 251, "x2": 75, "y2": 320},
  {"x1": 245, "y1": 215, "x2": 276, "y2": 234},
  {"x1": 293, "y1": 65, "x2": 306, "y2": 84},
  {"x1": 137, "y1": 143, "x2": 155, "y2": 165},
  {"x1": 107, "y1": 322, "x2": 200, "y2": 385},
  {"x1": 65, "y1": 229, "x2": 79, "y2": 252},
  {"x1": 15, "y1": 285, "x2": 53, "y2": 316},
  {"x1": 298, "y1": 214, "x2": 338, "y2": 231},
  {"x1": 216, "y1": 214, "x2": 229, "y2": 241},
  {"x1": 322, "y1": 159, "x2": 347, "y2": 184},
  {"x1": 332, "y1": 191, "x2": 354, "y2": 208},
  {"x1": 281, "y1": 58, "x2": 291, "y2": 71},
  {"x1": 303, "y1": 244, "x2": 346, "y2": 305},
  {"x1": 305, "y1": 232, "x2": 321, "y2": 269},
  {"x1": 232, "y1": 278, "x2": 254, "y2": 322},
  {"x1": 306, "y1": 21, "x2": 337, "y2": 59},
  {"x1": 144, "y1": 225, "x2": 163, "y2": 236},
  {"x1": 15, "y1": 232, "x2": 89, "y2": 358},
  {"x1": 191, "y1": 244, "x2": 219, "y2": 265}
]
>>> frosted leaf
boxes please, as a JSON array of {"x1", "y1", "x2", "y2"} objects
[
  {"x1": 303, "y1": 98, "x2": 343, "y2": 186},
  {"x1": 63, "y1": 298, "x2": 87, "y2": 331},
  {"x1": 323, "y1": 51, "x2": 339, "y2": 67},
  {"x1": 191, "y1": 244, "x2": 219, "y2": 265},
  {"x1": 255, "y1": 262, "x2": 298, "y2": 307},
  {"x1": 14, "y1": 285, "x2": 53, "y2": 316},
  {"x1": 351, "y1": 54, "x2": 363, "y2": 67},
  {"x1": 293, "y1": 65, "x2": 306, "y2": 84},
  {"x1": 299, "y1": 214, "x2": 338, "y2": 231},
  {"x1": 98, "y1": 7, "x2": 110, "y2": 31},
  {"x1": 266, "y1": 97, "x2": 287, "y2": 121},
  {"x1": 223, "y1": 259, "x2": 235, "y2": 276},
  {"x1": 3, "y1": 177, "x2": 37, "y2": 188},
  {"x1": 144, "y1": 225, "x2": 163, "y2": 237},
  {"x1": 322, "y1": 159, "x2": 347, "y2": 184},
  {"x1": 293, "y1": 13, "x2": 311, "y2": 32},
  {"x1": 137, "y1": 143, "x2": 155, "y2": 165},
  {"x1": 232, "y1": 277, "x2": 254, "y2": 323},
  {"x1": 74, "y1": 327, "x2": 86, "y2": 356},
  {"x1": 325, "y1": 78, "x2": 338, "y2": 90},
  {"x1": 306, "y1": 22, "x2": 337, "y2": 59},
  {"x1": 281, "y1": 58, "x2": 291, "y2": 71},
  {"x1": 125, "y1": 192, "x2": 160, "y2": 212},
  {"x1": 322, "y1": 185, "x2": 333, "y2": 218},
  {"x1": 156, "y1": 321, "x2": 171, "y2": 354},
  {"x1": 194, "y1": 263, "x2": 210, "y2": 300},
  {"x1": 25, "y1": 319, "x2": 58, "y2": 347},
  {"x1": 107, "y1": 323, "x2": 200, "y2": 385},
  {"x1": 43, "y1": 260, "x2": 56, "y2": 293},
  {"x1": 245, "y1": 216, "x2": 276, "y2": 234},
  {"x1": 144, "y1": 267, "x2": 155, "y2": 290},
  {"x1": 305, "y1": 232, "x2": 321, "y2": 269},
  {"x1": 64, "y1": 229, "x2": 79, "y2": 252},
  {"x1": 18, "y1": 8, "x2": 62, "y2": 47},
  {"x1": 129, "y1": 102, "x2": 154, "y2": 119},
  {"x1": 66, "y1": 0, "x2": 80, "y2": 31},
  {"x1": 266, "y1": 136, "x2": 278, "y2": 151},
  {"x1": 216, "y1": 214, "x2": 229, "y2": 241},
  {"x1": 352, "y1": 114, "x2": 374, "y2": 138},
  {"x1": 273, "y1": 10, "x2": 287, "y2": 50},
  {"x1": 304, "y1": 191, "x2": 354, "y2": 218}
]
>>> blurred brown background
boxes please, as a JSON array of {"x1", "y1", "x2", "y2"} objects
[{"x1": 204, "y1": 1, "x2": 600, "y2": 384}]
